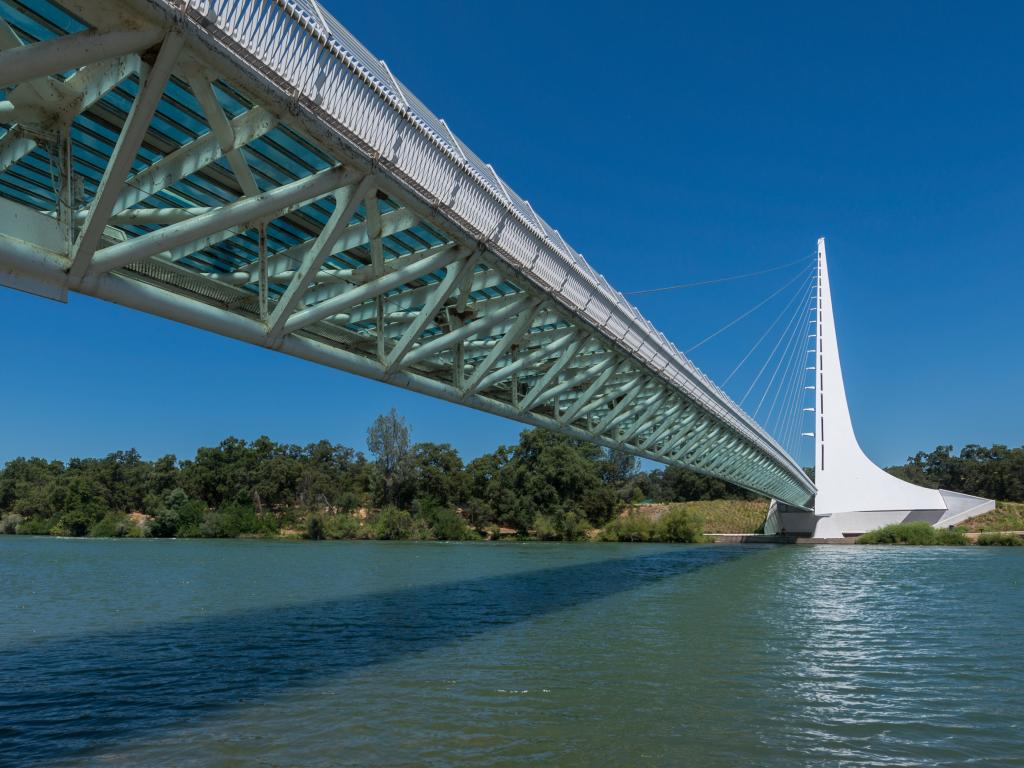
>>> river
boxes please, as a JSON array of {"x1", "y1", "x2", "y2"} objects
[{"x1": 1, "y1": 538, "x2": 1022, "y2": 766}]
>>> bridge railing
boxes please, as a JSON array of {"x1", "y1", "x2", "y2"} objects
[{"x1": 151, "y1": 0, "x2": 811, "y2": 492}]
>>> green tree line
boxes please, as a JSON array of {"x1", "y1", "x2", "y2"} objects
[
  {"x1": 4, "y1": 412, "x2": 1015, "y2": 541},
  {"x1": 0, "y1": 409, "x2": 754, "y2": 541},
  {"x1": 886, "y1": 444, "x2": 1024, "y2": 501}
]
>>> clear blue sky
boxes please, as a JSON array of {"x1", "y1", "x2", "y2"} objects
[{"x1": 1, "y1": 0, "x2": 1021, "y2": 468}]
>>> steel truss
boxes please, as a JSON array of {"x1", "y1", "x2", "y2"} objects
[{"x1": 0, "y1": 0, "x2": 815, "y2": 506}]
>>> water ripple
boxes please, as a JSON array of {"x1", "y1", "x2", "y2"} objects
[{"x1": 1, "y1": 540, "x2": 1022, "y2": 766}]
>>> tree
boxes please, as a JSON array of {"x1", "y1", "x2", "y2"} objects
[
  {"x1": 148, "y1": 488, "x2": 205, "y2": 538},
  {"x1": 886, "y1": 443, "x2": 1024, "y2": 502},
  {"x1": 406, "y1": 442, "x2": 465, "y2": 507},
  {"x1": 366, "y1": 409, "x2": 411, "y2": 505},
  {"x1": 499, "y1": 428, "x2": 618, "y2": 534},
  {"x1": 601, "y1": 449, "x2": 638, "y2": 485},
  {"x1": 652, "y1": 466, "x2": 750, "y2": 502}
]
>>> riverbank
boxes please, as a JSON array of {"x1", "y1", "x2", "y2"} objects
[
  {"x1": 5, "y1": 499, "x2": 1023, "y2": 545},
  {"x1": 0, "y1": 498, "x2": 769, "y2": 543},
  {"x1": 4, "y1": 431, "x2": 1023, "y2": 546}
]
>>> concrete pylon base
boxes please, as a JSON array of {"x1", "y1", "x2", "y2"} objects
[
  {"x1": 810, "y1": 489, "x2": 995, "y2": 538},
  {"x1": 765, "y1": 492, "x2": 995, "y2": 538}
]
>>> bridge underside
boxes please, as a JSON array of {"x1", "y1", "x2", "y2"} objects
[{"x1": 0, "y1": 0, "x2": 814, "y2": 506}]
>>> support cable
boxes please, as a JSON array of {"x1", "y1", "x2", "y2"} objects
[
  {"x1": 686, "y1": 267, "x2": 812, "y2": 355},
  {"x1": 781, "y1": 329, "x2": 815, "y2": 459},
  {"x1": 787, "y1": 343, "x2": 817, "y2": 464},
  {"x1": 773, "y1": 324, "x2": 809, "y2": 444},
  {"x1": 623, "y1": 255, "x2": 810, "y2": 295},
  {"x1": 722, "y1": 272, "x2": 812, "y2": 387},
  {"x1": 778, "y1": 346, "x2": 812, "y2": 458},
  {"x1": 764, "y1": 311, "x2": 806, "y2": 434},
  {"x1": 740, "y1": 277, "x2": 814, "y2": 407},
  {"x1": 752, "y1": 287, "x2": 808, "y2": 420}
]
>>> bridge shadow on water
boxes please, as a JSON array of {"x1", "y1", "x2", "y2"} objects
[{"x1": 0, "y1": 545, "x2": 759, "y2": 765}]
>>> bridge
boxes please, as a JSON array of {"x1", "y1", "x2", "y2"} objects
[{"x1": 3, "y1": 0, "x2": 826, "y2": 510}]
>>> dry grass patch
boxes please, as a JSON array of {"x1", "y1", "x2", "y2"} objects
[
  {"x1": 622, "y1": 499, "x2": 769, "y2": 534},
  {"x1": 959, "y1": 501, "x2": 1024, "y2": 532}
]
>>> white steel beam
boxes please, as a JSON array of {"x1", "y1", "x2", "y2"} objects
[
  {"x1": 570, "y1": 373, "x2": 642, "y2": 422},
  {"x1": 267, "y1": 179, "x2": 369, "y2": 342},
  {"x1": 0, "y1": 25, "x2": 162, "y2": 86},
  {"x1": 638, "y1": 402, "x2": 684, "y2": 450},
  {"x1": 187, "y1": 70, "x2": 261, "y2": 196},
  {"x1": 69, "y1": 32, "x2": 185, "y2": 281},
  {"x1": 558, "y1": 360, "x2": 624, "y2": 425},
  {"x1": 517, "y1": 333, "x2": 588, "y2": 412},
  {"x1": 470, "y1": 328, "x2": 575, "y2": 392},
  {"x1": 90, "y1": 165, "x2": 357, "y2": 273},
  {"x1": 398, "y1": 295, "x2": 534, "y2": 370},
  {"x1": 282, "y1": 243, "x2": 463, "y2": 334},
  {"x1": 593, "y1": 384, "x2": 646, "y2": 436},
  {"x1": 0, "y1": 54, "x2": 142, "y2": 173},
  {"x1": 530, "y1": 355, "x2": 614, "y2": 412},
  {"x1": 384, "y1": 253, "x2": 479, "y2": 372},
  {"x1": 617, "y1": 391, "x2": 669, "y2": 443},
  {"x1": 461, "y1": 302, "x2": 540, "y2": 396},
  {"x1": 114, "y1": 106, "x2": 276, "y2": 213}
]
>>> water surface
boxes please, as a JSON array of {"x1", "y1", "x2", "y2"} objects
[{"x1": 1, "y1": 538, "x2": 1022, "y2": 766}]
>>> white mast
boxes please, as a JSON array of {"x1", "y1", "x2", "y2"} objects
[{"x1": 809, "y1": 237, "x2": 992, "y2": 537}]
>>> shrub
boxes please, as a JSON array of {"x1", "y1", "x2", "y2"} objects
[
  {"x1": 337, "y1": 491, "x2": 362, "y2": 515},
  {"x1": 1, "y1": 514, "x2": 24, "y2": 534},
  {"x1": 857, "y1": 522, "x2": 967, "y2": 545},
  {"x1": 656, "y1": 508, "x2": 705, "y2": 543},
  {"x1": 976, "y1": 532, "x2": 1024, "y2": 546},
  {"x1": 199, "y1": 512, "x2": 239, "y2": 538},
  {"x1": 149, "y1": 489, "x2": 206, "y2": 538},
  {"x1": 599, "y1": 514, "x2": 655, "y2": 542},
  {"x1": 374, "y1": 506, "x2": 413, "y2": 540},
  {"x1": 16, "y1": 516, "x2": 55, "y2": 535},
  {"x1": 934, "y1": 528, "x2": 968, "y2": 545},
  {"x1": 462, "y1": 497, "x2": 494, "y2": 533},
  {"x1": 409, "y1": 517, "x2": 434, "y2": 540},
  {"x1": 89, "y1": 511, "x2": 131, "y2": 538},
  {"x1": 324, "y1": 514, "x2": 360, "y2": 539},
  {"x1": 557, "y1": 511, "x2": 590, "y2": 541},
  {"x1": 57, "y1": 509, "x2": 96, "y2": 537},
  {"x1": 214, "y1": 501, "x2": 276, "y2": 537},
  {"x1": 427, "y1": 507, "x2": 473, "y2": 541},
  {"x1": 858, "y1": 522, "x2": 934, "y2": 545},
  {"x1": 148, "y1": 508, "x2": 181, "y2": 538},
  {"x1": 410, "y1": 498, "x2": 471, "y2": 541},
  {"x1": 305, "y1": 514, "x2": 326, "y2": 540},
  {"x1": 599, "y1": 509, "x2": 707, "y2": 543},
  {"x1": 532, "y1": 515, "x2": 558, "y2": 541}
]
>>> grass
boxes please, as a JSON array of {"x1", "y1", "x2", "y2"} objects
[
  {"x1": 857, "y1": 521, "x2": 968, "y2": 545},
  {"x1": 691, "y1": 499, "x2": 770, "y2": 533},
  {"x1": 959, "y1": 501, "x2": 1024, "y2": 532},
  {"x1": 598, "y1": 499, "x2": 769, "y2": 542},
  {"x1": 630, "y1": 499, "x2": 769, "y2": 534},
  {"x1": 599, "y1": 507, "x2": 707, "y2": 543}
]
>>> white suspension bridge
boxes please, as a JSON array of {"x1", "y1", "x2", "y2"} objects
[{"x1": 0, "y1": 0, "x2": 993, "y2": 534}]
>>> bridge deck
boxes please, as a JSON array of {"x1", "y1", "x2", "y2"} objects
[{"x1": 0, "y1": 0, "x2": 815, "y2": 506}]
